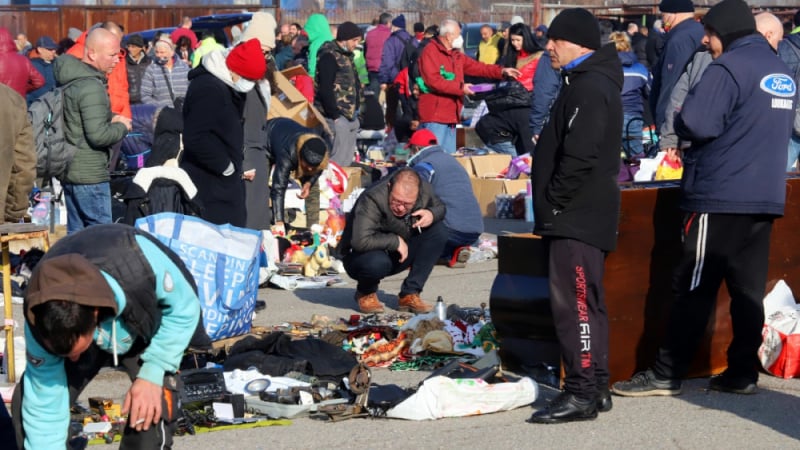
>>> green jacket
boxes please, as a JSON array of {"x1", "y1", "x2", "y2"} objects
[{"x1": 53, "y1": 54, "x2": 128, "y2": 184}]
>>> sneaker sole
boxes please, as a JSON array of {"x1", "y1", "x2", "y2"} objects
[
  {"x1": 610, "y1": 387, "x2": 681, "y2": 397},
  {"x1": 709, "y1": 384, "x2": 757, "y2": 395}
]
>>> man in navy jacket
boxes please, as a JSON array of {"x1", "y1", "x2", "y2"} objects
[{"x1": 613, "y1": 0, "x2": 796, "y2": 398}]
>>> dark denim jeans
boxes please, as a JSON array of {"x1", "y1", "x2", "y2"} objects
[
  {"x1": 63, "y1": 182, "x2": 112, "y2": 234},
  {"x1": 344, "y1": 219, "x2": 447, "y2": 296}
]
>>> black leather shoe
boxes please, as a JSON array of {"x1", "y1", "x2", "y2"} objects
[
  {"x1": 526, "y1": 392, "x2": 598, "y2": 424},
  {"x1": 597, "y1": 389, "x2": 613, "y2": 413}
]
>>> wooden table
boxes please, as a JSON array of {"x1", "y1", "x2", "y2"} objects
[
  {"x1": 491, "y1": 178, "x2": 800, "y2": 383},
  {"x1": 1, "y1": 223, "x2": 49, "y2": 383}
]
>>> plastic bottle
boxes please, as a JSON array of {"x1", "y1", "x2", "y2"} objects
[
  {"x1": 435, "y1": 296, "x2": 447, "y2": 321},
  {"x1": 524, "y1": 180, "x2": 534, "y2": 223},
  {"x1": 31, "y1": 193, "x2": 50, "y2": 226}
]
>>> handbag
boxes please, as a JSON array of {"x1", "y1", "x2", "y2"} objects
[{"x1": 476, "y1": 80, "x2": 532, "y2": 113}]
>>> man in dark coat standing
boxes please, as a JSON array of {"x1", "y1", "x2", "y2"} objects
[
  {"x1": 181, "y1": 39, "x2": 266, "y2": 227},
  {"x1": 528, "y1": 8, "x2": 623, "y2": 424}
]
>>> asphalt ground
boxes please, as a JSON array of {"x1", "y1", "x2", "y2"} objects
[{"x1": 5, "y1": 219, "x2": 800, "y2": 448}]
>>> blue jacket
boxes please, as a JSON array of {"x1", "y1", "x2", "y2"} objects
[
  {"x1": 675, "y1": 35, "x2": 795, "y2": 216},
  {"x1": 408, "y1": 145, "x2": 484, "y2": 235},
  {"x1": 619, "y1": 51, "x2": 650, "y2": 117},
  {"x1": 528, "y1": 51, "x2": 561, "y2": 138},
  {"x1": 21, "y1": 232, "x2": 200, "y2": 449},
  {"x1": 378, "y1": 29, "x2": 417, "y2": 84},
  {"x1": 650, "y1": 18, "x2": 704, "y2": 129},
  {"x1": 26, "y1": 57, "x2": 55, "y2": 104}
]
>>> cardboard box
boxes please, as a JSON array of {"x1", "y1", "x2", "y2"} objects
[
  {"x1": 471, "y1": 178, "x2": 529, "y2": 217},
  {"x1": 340, "y1": 166, "x2": 362, "y2": 201},
  {"x1": 268, "y1": 67, "x2": 331, "y2": 135},
  {"x1": 455, "y1": 156, "x2": 474, "y2": 177},
  {"x1": 470, "y1": 154, "x2": 512, "y2": 179}
]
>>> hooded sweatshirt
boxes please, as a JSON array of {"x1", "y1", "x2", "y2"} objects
[
  {"x1": 21, "y1": 229, "x2": 200, "y2": 450},
  {"x1": 0, "y1": 27, "x2": 45, "y2": 97},
  {"x1": 305, "y1": 13, "x2": 334, "y2": 78}
]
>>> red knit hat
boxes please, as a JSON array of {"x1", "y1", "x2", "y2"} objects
[{"x1": 226, "y1": 38, "x2": 266, "y2": 80}]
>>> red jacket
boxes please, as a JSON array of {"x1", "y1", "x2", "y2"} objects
[
  {"x1": 417, "y1": 38, "x2": 503, "y2": 125},
  {"x1": 68, "y1": 31, "x2": 132, "y2": 118},
  {"x1": 0, "y1": 28, "x2": 44, "y2": 98}
]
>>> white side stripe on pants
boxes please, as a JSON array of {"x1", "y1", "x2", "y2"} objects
[{"x1": 690, "y1": 213, "x2": 708, "y2": 290}]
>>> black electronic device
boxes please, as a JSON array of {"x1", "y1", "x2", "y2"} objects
[{"x1": 179, "y1": 368, "x2": 227, "y2": 404}]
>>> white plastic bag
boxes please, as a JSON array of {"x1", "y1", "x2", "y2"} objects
[
  {"x1": 758, "y1": 280, "x2": 800, "y2": 378},
  {"x1": 386, "y1": 375, "x2": 537, "y2": 420}
]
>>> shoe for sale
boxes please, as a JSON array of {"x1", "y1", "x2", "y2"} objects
[
  {"x1": 397, "y1": 292, "x2": 433, "y2": 314},
  {"x1": 708, "y1": 372, "x2": 757, "y2": 395},
  {"x1": 355, "y1": 291, "x2": 385, "y2": 314},
  {"x1": 596, "y1": 388, "x2": 613, "y2": 413},
  {"x1": 448, "y1": 246, "x2": 471, "y2": 268},
  {"x1": 526, "y1": 392, "x2": 598, "y2": 424},
  {"x1": 611, "y1": 369, "x2": 682, "y2": 397}
]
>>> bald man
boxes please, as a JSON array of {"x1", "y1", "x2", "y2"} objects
[
  {"x1": 54, "y1": 27, "x2": 131, "y2": 234},
  {"x1": 68, "y1": 21, "x2": 131, "y2": 119},
  {"x1": 755, "y1": 12, "x2": 783, "y2": 50}
]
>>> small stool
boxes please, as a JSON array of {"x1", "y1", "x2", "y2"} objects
[{"x1": 1, "y1": 223, "x2": 50, "y2": 383}]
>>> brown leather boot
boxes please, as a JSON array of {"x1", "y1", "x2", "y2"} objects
[
  {"x1": 398, "y1": 293, "x2": 434, "y2": 313},
  {"x1": 355, "y1": 291, "x2": 385, "y2": 314}
]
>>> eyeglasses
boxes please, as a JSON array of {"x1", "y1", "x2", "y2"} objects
[{"x1": 389, "y1": 197, "x2": 415, "y2": 209}]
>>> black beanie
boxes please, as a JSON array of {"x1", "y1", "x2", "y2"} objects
[
  {"x1": 703, "y1": 0, "x2": 756, "y2": 51},
  {"x1": 658, "y1": 0, "x2": 695, "y2": 13},
  {"x1": 300, "y1": 138, "x2": 327, "y2": 166},
  {"x1": 547, "y1": 8, "x2": 601, "y2": 50},
  {"x1": 337, "y1": 21, "x2": 362, "y2": 41}
]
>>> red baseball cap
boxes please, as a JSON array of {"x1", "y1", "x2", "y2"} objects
[{"x1": 405, "y1": 129, "x2": 438, "y2": 148}]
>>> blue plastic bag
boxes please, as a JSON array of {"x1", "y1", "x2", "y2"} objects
[{"x1": 136, "y1": 213, "x2": 263, "y2": 340}]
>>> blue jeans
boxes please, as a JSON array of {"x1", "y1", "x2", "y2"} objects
[
  {"x1": 485, "y1": 141, "x2": 517, "y2": 156},
  {"x1": 787, "y1": 134, "x2": 800, "y2": 172},
  {"x1": 63, "y1": 182, "x2": 112, "y2": 234},
  {"x1": 419, "y1": 122, "x2": 456, "y2": 154},
  {"x1": 441, "y1": 229, "x2": 481, "y2": 260},
  {"x1": 622, "y1": 115, "x2": 644, "y2": 159}
]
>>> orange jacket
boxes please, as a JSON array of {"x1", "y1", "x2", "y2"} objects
[{"x1": 67, "y1": 31, "x2": 131, "y2": 118}]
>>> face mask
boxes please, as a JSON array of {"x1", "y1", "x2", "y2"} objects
[
  {"x1": 233, "y1": 78, "x2": 255, "y2": 93},
  {"x1": 451, "y1": 35, "x2": 464, "y2": 49},
  {"x1": 155, "y1": 56, "x2": 169, "y2": 65}
]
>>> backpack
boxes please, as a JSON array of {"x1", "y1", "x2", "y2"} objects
[
  {"x1": 27, "y1": 79, "x2": 81, "y2": 181},
  {"x1": 408, "y1": 38, "x2": 431, "y2": 92},
  {"x1": 395, "y1": 34, "x2": 418, "y2": 72}
]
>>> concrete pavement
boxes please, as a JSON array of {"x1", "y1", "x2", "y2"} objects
[{"x1": 9, "y1": 219, "x2": 800, "y2": 448}]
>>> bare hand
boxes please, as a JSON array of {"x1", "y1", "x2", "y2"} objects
[
  {"x1": 298, "y1": 182, "x2": 311, "y2": 199},
  {"x1": 242, "y1": 169, "x2": 256, "y2": 181},
  {"x1": 410, "y1": 209, "x2": 434, "y2": 229},
  {"x1": 502, "y1": 67, "x2": 522, "y2": 79},
  {"x1": 410, "y1": 120, "x2": 419, "y2": 131},
  {"x1": 397, "y1": 236, "x2": 409, "y2": 263},
  {"x1": 112, "y1": 114, "x2": 133, "y2": 131},
  {"x1": 380, "y1": 83, "x2": 387, "y2": 91},
  {"x1": 271, "y1": 222, "x2": 286, "y2": 237},
  {"x1": 121, "y1": 378, "x2": 162, "y2": 432},
  {"x1": 665, "y1": 148, "x2": 682, "y2": 164},
  {"x1": 463, "y1": 83, "x2": 475, "y2": 96}
]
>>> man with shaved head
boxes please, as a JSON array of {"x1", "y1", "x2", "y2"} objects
[
  {"x1": 54, "y1": 27, "x2": 131, "y2": 234},
  {"x1": 755, "y1": 12, "x2": 783, "y2": 50},
  {"x1": 68, "y1": 21, "x2": 131, "y2": 119}
]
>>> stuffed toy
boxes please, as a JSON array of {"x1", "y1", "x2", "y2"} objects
[{"x1": 304, "y1": 243, "x2": 332, "y2": 276}]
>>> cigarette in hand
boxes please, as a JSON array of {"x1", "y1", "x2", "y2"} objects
[
  {"x1": 134, "y1": 418, "x2": 146, "y2": 425},
  {"x1": 417, "y1": 225, "x2": 421, "y2": 233}
]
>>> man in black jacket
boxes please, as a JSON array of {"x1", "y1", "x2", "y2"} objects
[
  {"x1": 264, "y1": 118, "x2": 329, "y2": 235},
  {"x1": 125, "y1": 34, "x2": 151, "y2": 104},
  {"x1": 339, "y1": 168, "x2": 446, "y2": 314},
  {"x1": 527, "y1": 8, "x2": 623, "y2": 424}
]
